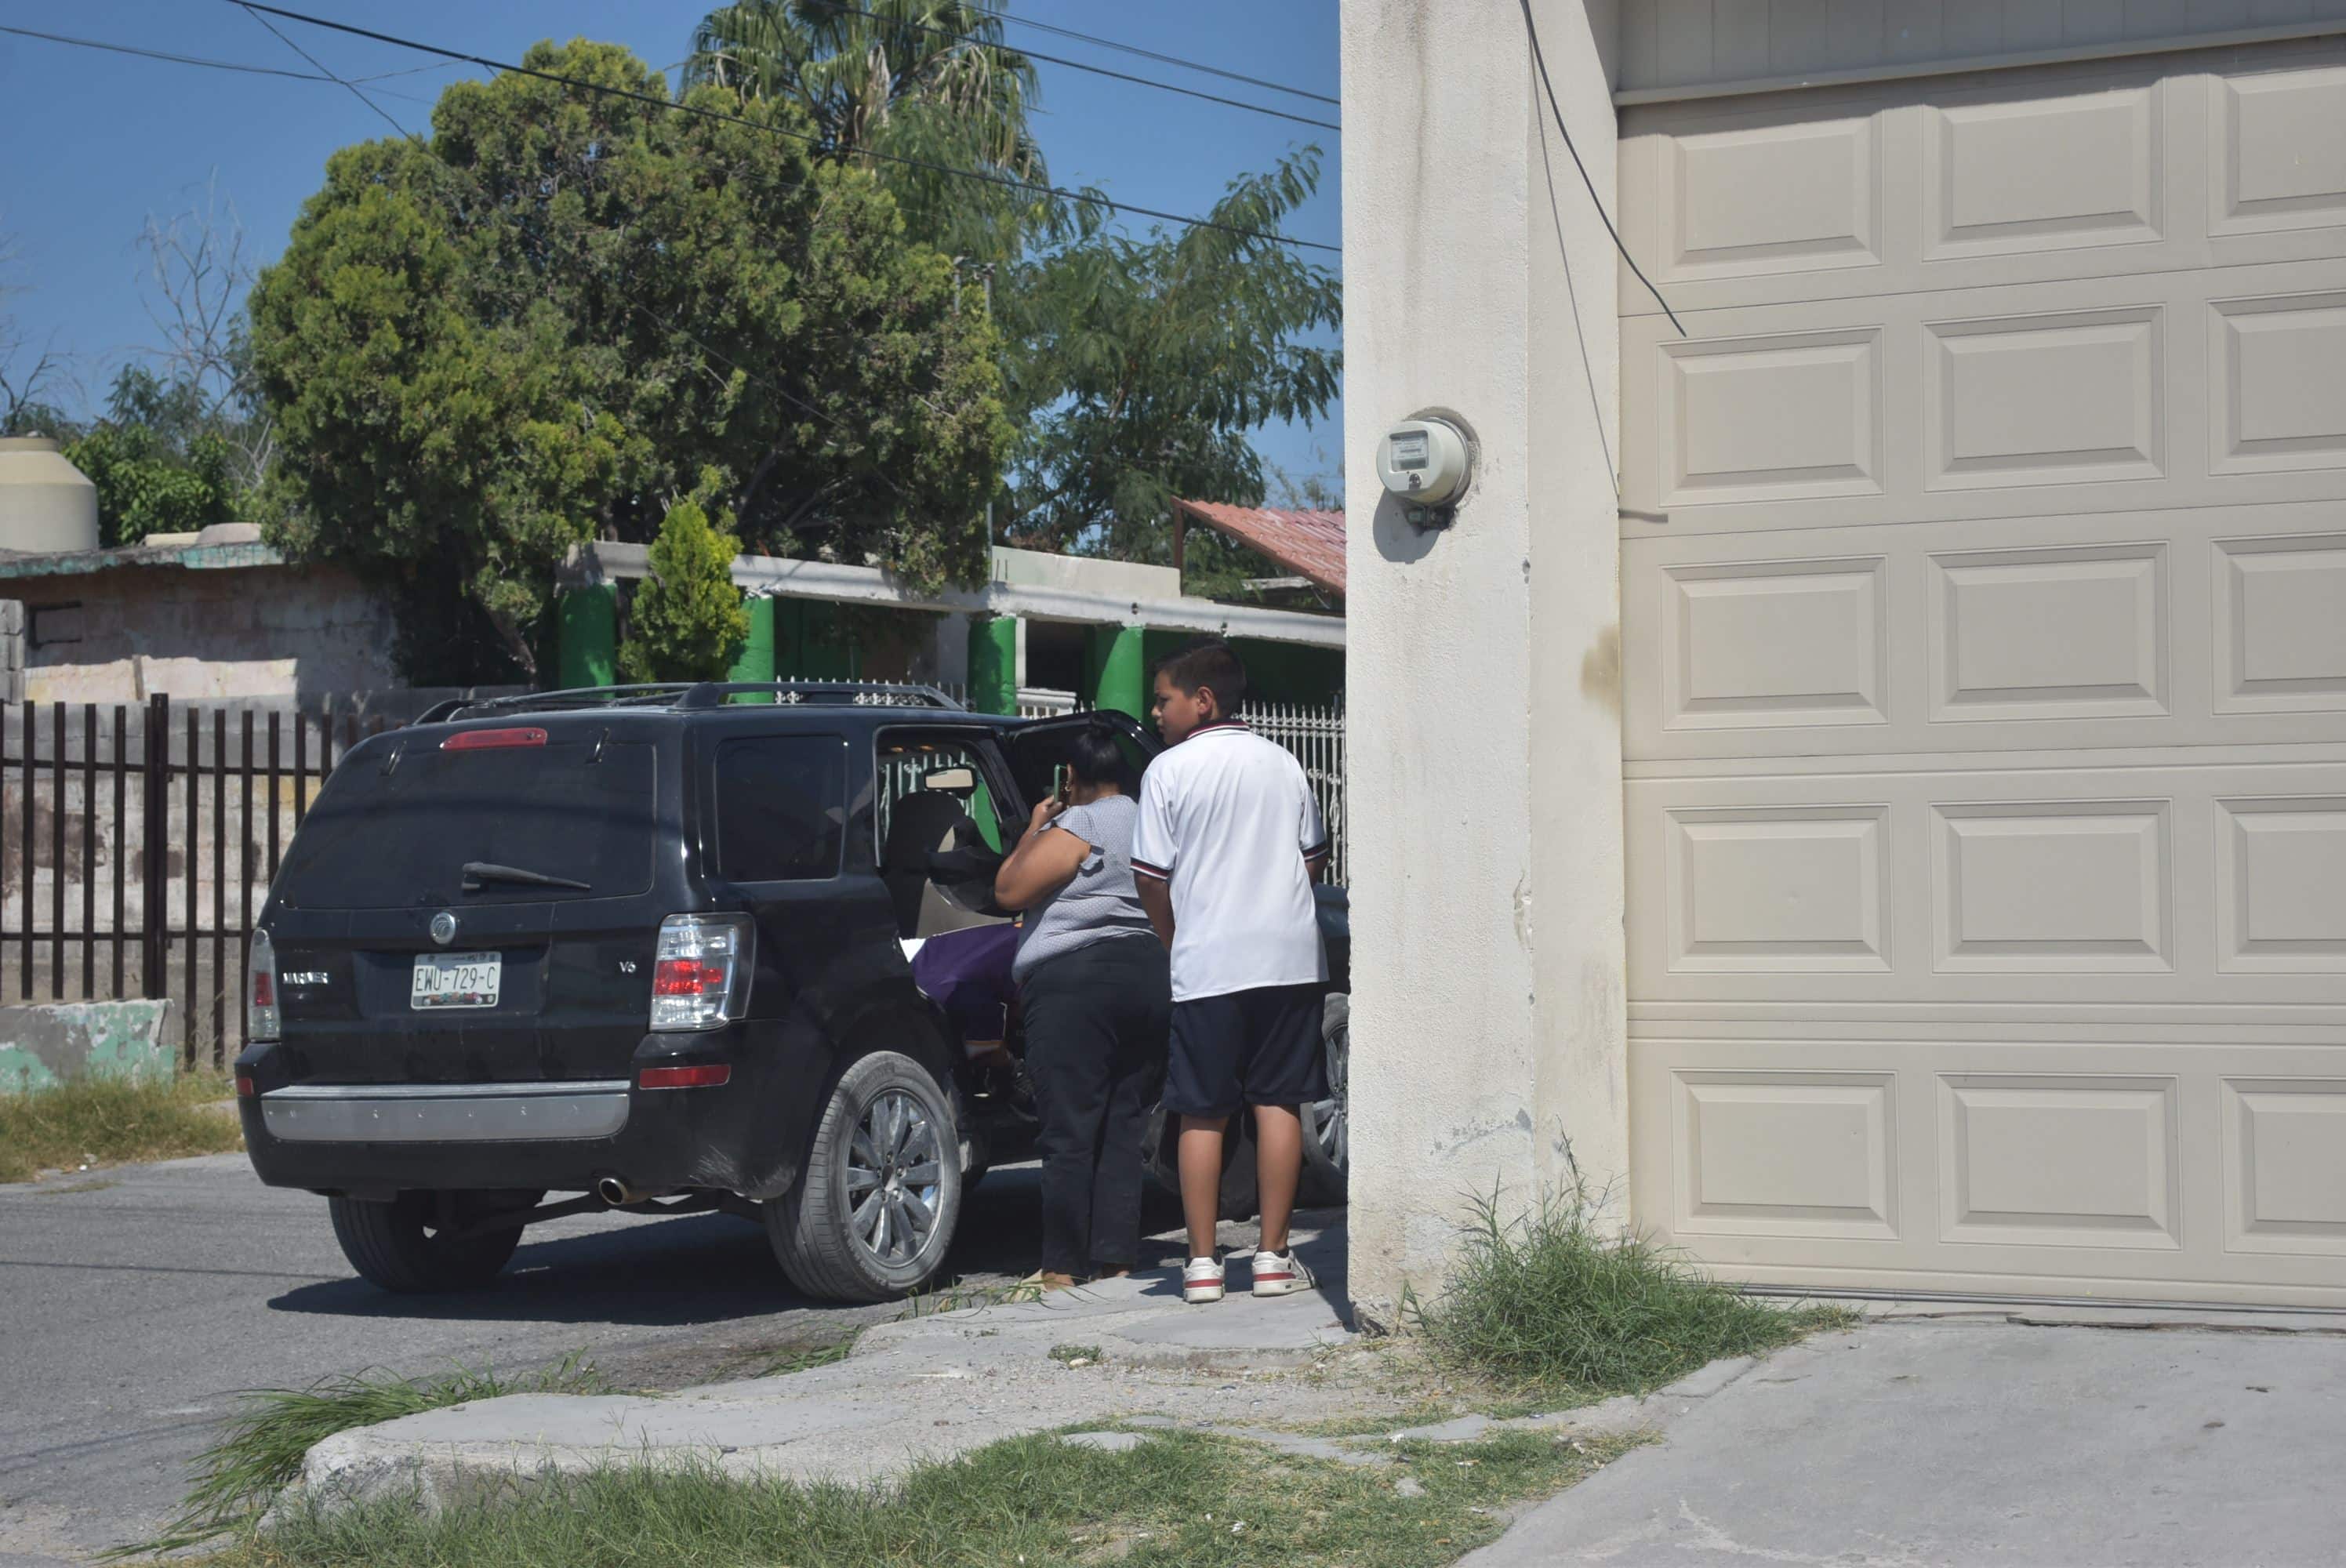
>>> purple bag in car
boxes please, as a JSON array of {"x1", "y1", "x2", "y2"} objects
[{"x1": 910, "y1": 922, "x2": 1020, "y2": 1047}]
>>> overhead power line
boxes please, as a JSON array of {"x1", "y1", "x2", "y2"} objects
[
  {"x1": 235, "y1": 2, "x2": 415, "y2": 140},
  {"x1": 810, "y1": 2, "x2": 1337, "y2": 132},
  {"x1": 1519, "y1": 0, "x2": 1683, "y2": 336},
  {"x1": 997, "y1": 10, "x2": 1339, "y2": 107},
  {"x1": 0, "y1": 20, "x2": 431, "y2": 100},
  {"x1": 227, "y1": 2, "x2": 1339, "y2": 256}
]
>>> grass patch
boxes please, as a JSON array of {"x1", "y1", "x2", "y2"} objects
[
  {"x1": 127, "y1": 1356, "x2": 608, "y2": 1556},
  {"x1": 899, "y1": 1276, "x2": 1046, "y2": 1319},
  {"x1": 757, "y1": 1338, "x2": 857, "y2": 1379},
  {"x1": 0, "y1": 1073, "x2": 242, "y2": 1184},
  {"x1": 1418, "y1": 1188, "x2": 1854, "y2": 1396},
  {"x1": 198, "y1": 1427, "x2": 1643, "y2": 1568},
  {"x1": 1049, "y1": 1344, "x2": 1104, "y2": 1367}
]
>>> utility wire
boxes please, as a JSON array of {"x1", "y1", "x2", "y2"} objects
[
  {"x1": 229, "y1": 2, "x2": 1339, "y2": 256},
  {"x1": 997, "y1": 10, "x2": 1338, "y2": 107},
  {"x1": 0, "y1": 20, "x2": 336, "y2": 82},
  {"x1": 808, "y1": 2, "x2": 1336, "y2": 131},
  {"x1": 1519, "y1": 0, "x2": 1683, "y2": 336},
  {"x1": 234, "y1": 2, "x2": 416, "y2": 140}
]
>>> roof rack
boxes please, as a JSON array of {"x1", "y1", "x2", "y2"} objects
[
  {"x1": 676, "y1": 681, "x2": 967, "y2": 710},
  {"x1": 416, "y1": 681, "x2": 968, "y2": 724}
]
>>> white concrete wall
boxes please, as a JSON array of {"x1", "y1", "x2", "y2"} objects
[{"x1": 1342, "y1": 0, "x2": 1626, "y2": 1327}]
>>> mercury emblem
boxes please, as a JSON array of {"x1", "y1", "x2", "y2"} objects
[{"x1": 430, "y1": 911, "x2": 459, "y2": 947}]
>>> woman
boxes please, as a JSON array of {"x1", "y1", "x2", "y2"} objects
[{"x1": 993, "y1": 728, "x2": 1170, "y2": 1289}]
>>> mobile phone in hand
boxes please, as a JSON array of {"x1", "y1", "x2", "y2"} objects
[{"x1": 1052, "y1": 764, "x2": 1070, "y2": 804}]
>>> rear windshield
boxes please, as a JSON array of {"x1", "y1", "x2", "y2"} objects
[{"x1": 272, "y1": 736, "x2": 658, "y2": 910}]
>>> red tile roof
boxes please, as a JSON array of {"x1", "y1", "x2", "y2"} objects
[{"x1": 1172, "y1": 499, "x2": 1346, "y2": 598}]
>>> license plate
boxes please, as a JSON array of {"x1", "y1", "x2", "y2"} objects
[{"x1": 411, "y1": 952, "x2": 501, "y2": 1010}]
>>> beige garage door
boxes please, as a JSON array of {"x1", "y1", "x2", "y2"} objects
[{"x1": 1618, "y1": 39, "x2": 2346, "y2": 1305}]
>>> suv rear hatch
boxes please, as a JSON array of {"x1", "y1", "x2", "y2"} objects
[{"x1": 262, "y1": 724, "x2": 665, "y2": 1085}]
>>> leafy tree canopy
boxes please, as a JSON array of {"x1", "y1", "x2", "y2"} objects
[
  {"x1": 61, "y1": 366, "x2": 238, "y2": 547},
  {"x1": 684, "y1": 6, "x2": 1339, "y2": 576},
  {"x1": 248, "y1": 39, "x2": 1011, "y2": 684},
  {"x1": 619, "y1": 474, "x2": 752, "y2": 683}
]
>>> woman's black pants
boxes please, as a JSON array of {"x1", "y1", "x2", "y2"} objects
[{"x1": 1019, "y1": 937, "x2": 1171, "y2": 1277}]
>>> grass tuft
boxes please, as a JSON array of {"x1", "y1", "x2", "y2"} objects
[
  {"x1": 1048, "y1": 1343, "x2": 1104, "y2": 1366},
  {"x1": 756, "y1": 1338, "x2": 857, "y2": 1379},
  {"x1": 193, "y1": 1427, "x2": 1644, "y2": 1568},
  {"x1": 0, "y1": 1073, "x2": 242, "y2": 1184},
  {"x1": 1418, "y1": 1185, "x2": 1853, "y2": 1396},
  {"x1": 124, "y1": 1355, "x2": 608, "y2": 1557}
]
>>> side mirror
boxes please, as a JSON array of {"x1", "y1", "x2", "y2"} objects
[{"x1": 924, "y1": 767, "x2": 976, "y2": 794}]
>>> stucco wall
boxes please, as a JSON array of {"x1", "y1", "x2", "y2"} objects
[
  {"x1": 11, "y1": 561, "x2": 400, "y2": 704},
  {"x1": 1342, "y1": 0, "x2": 1626, "y2": 1327}
]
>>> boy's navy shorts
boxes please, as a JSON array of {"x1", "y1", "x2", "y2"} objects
[{"x1": 1163, "y1": 982, "x2": 1328, "y2": 1118}]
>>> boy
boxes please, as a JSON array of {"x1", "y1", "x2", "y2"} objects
[{"x1": 1132, "y1": 641, "x2": 1331, "y2": 1304}]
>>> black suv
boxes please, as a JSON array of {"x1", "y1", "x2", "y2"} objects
[{"x1": 235, "y1": 682, "x2": 1349, "y2": 1302}]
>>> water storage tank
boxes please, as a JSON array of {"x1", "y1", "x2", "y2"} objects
[{"x1": 0, "y1": 437, "x2": 100, "y2": 554}]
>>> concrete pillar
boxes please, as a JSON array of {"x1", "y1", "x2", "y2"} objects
[
  {"x1": 967, "y1": 615, "x2": 1019, "y2": 715},
  {"x1": 557, "y1": 583, "x2": 617, "y2": 689},
  {"x1": 728, "y1": 593, "x2": 775, "y2": 700},
  {"x1": 1339, "y1": 0, "x2": 1626, "y2": 1329},
  {"x1": 1088, "y1": 623, "x2": 1147, "y2": 719}
]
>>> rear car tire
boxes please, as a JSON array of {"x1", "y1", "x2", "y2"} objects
[
  {"x1": 1298, "y1": 992, "x2": 1349, "y2": 1208},
  {"x1": 766, "y1": 1051, "x2": 963, "y2": 1303},
  {"x1": 328, "y1": 1190, "x2": 536, "y2": 1294}
]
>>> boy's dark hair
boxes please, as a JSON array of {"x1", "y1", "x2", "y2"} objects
[
  {"x1": 1156, "y1": 639, "x2": 1248, "y2": 716},
  {"x1": 1065, "y1": 728, "x2": 1125, "y2": 786}
]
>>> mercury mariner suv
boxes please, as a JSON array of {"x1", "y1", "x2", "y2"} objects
[{"x1": 234, "y1": 681, "x2": 1349, "y2": 1302}]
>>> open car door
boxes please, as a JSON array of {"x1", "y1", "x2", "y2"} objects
[{"x1": 999, "y1": 710, "x2": 1159, "y2": 808}]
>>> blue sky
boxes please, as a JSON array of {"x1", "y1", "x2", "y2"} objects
[{"x1": 0, "y1": 0, "x2": 1341, "y2": 490}]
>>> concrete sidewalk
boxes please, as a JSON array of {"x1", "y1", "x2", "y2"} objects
[
  {"x1": 291, "y1": 1226, "x2": 1380, "y2": 1512},
  {"x1": 1463, "y1": 1312, "x2": 2346, "y2": 1568}
]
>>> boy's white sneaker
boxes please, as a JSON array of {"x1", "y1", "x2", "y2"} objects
[
  {"x1": 1250, "y1": 1248, "x2": 1315, "y2": 1298},
  {"x1": 1182, "y1": 1256, "x2": 1226, "y2": 1304}
]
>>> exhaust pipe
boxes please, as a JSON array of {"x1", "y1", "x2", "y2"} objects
[{"x1": 596, "y1": 1176, "x2": 639, "y2": 1206}]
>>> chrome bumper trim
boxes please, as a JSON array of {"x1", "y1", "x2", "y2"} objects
[{"x1": 260, "y1": 1080, "x2": 631, "y2": 1143}]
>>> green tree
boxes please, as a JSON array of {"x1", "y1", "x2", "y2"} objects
[
  {"x1": 247, "y1": 39, "x2": 1010, "y2": 685},
  {"x1": 685, "y1": 0, "x2": 1055, "y2": 264},
  {"x1": 1002, "y1": 151, "x2": 1341, "y2": 562},
  {"x1": 619, "y1": 481, "x2": 752, "y2": 683},
  {"x1": 684, "y1": 9, "x2": 1339, "y2": 570},
  {"x1": 61, "y1": 365, "x2": 238, "y2": 546}
]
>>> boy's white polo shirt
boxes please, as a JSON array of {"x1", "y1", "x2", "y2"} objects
[{"x1": 1132, "y1": 720, "x2": 1328, "y2": 1004}]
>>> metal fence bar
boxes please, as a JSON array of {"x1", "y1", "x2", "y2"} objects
[
  {"x1": 266, "y1": 710, "x2": 281, "y2": 884},
  {"x1": 49, "y1": 702, "x2": 63, "y2": 999},
  {"x1": 19, "y1": 700, "x2": 33, "y2": 1000},
  {"x1": 183, "y1": 706, "x2": 196, "y2": 1065},
  {"x1": 212, "y1": 708, "x2": 227, "y2": 1058},
  {"x1": 111, "y1": 705, "x2": 125, "y2": 997},
  {"x1": 292, "y1": 711, "x2": 307, "y2": 829},
  {"x1": 241, "y1": 711, "x2": 254, "y2": 1043},
  {"x1": 80, "y1": 703, "x2": 95, "y2": 998}
]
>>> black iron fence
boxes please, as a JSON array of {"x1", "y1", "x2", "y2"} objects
[{"x1": 0, "y1": 698, "x2": 392, "y2": 1065}]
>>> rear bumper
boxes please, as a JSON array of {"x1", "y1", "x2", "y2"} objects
[
  {"x1": 260, "y1": 1080, "x2": 633, "y2": 1144},
  {"x1": 235, "y1": 1026, "x2": 831, "y2": 1201}
]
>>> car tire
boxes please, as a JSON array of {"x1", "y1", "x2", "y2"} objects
[
  {"x1": 766, "y1": 1050, "x2": 963, "y2": 1303},
  {"x1": 328, "y1": 1190, "x2": 535, "y2": 1294},
  {"x1": 1298, "y1": 992, "x2": 1349, "y2": 1208}
]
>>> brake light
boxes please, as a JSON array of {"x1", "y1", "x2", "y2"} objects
[
  {"x1": 639, "y1": 1063, "x2": 732, "y2": 1090},
  {"x1": 248, "y1": 928, "x2": 281, "y2": 1043},
  {"x1": 234, "y1": 1074, "x2": 256, "y2": 1098},
  {"x1": 649, "y1": 914, "x2": 750, "y2": 1031},
  {"x1": 441, "y1": 727, "x2": 549, "y2": 751}
]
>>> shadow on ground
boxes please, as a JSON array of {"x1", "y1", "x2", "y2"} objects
[{"x1": 266, "y1": 1166, "x2": 1060, "y2": 1327}]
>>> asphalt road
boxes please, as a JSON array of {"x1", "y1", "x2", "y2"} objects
[{"x1": 0, "y1": 1151, "x2": 1085, "y2": 1566}]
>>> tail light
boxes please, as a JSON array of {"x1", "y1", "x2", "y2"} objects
[
  {"x1": 649, "y1": 914, "x2": 750, "y2": 1031},
  {"x1": 248, "y1": 927, "x2": 281, "y2": 1043},
  {"x1": 640, "y1": 1063, "x2": 732, "y2": 1090}
]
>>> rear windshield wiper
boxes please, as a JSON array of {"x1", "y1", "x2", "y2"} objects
[{"x1": 460, "y1": 861, "x2": 592, "y2": 893}]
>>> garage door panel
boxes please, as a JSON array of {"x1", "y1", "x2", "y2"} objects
[
  {"x1": 1622, "y1": 37, "x2": 2346, "y2": 1305},
  {"x1": 1620, "y1": 256, "x2": 2346, "y2": 533},
  {"x1": 1630, "y1": 1036, "x2": 2346, "y2": 1302},
  {"x1": 1625, "y1": 508, "x2": 2346, "y2": 759},
  {"x1": 1629, "y1": 763, "x2": 2346, "y2": 1006}
]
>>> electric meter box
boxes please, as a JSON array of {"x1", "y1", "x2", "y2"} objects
[{"x1": 1375, "y1": 417, "x2": 1471, "y2": 508}]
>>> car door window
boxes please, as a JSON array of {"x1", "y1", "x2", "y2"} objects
[{"x1": 714, "y1": 735, "x2": 847, "y2": 881}]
